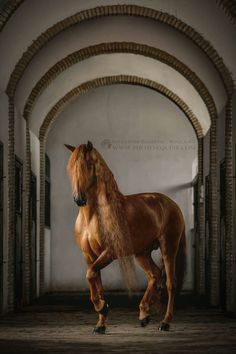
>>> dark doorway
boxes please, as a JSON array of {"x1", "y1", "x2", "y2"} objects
[
  {"x1": 15, "y1": 157, "x2": 23, "y2": 308},
  {"x1": 220, "y1": 160, "x2": 226, "y2": 309},
  {"x1": 30, "y1": 173, "x2": 37, "y2": 301},
  {"x1": 204, "y1": 175, "x2": 210, "y2": 302},
  {"x1": 0, "y1": 142, "x2": 4, "y2": 312}
]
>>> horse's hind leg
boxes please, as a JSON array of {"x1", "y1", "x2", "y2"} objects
[
  {"x1": 135, "y1": 253, "x2": 162, "y2": 327},
  {"x1": 159, "y1": 235, "x2": 179, "y2": 331}
]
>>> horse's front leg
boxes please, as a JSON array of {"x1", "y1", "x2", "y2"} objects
[
  {"x1": 94, "y1": 271, "x2": 109, "y2": 331},
  {"x1": 84, "y1": 251, "x2": 112, "y2": 334}
]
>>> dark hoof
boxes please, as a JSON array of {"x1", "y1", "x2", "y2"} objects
[
  {"x1": 99, "y1": 302, "x2": 109, "y2": 316},
  {"x1": 158, "y1": 322, "x2": 170, "y2": 331},
  {"x1": 93, "y1": 326, "x2": 106, "y2": 334},
  {"x1": 140, "y1": 316, "x2": 150, "y2": 327}
]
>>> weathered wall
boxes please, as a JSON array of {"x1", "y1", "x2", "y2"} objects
[{"x1": 46, "y1": 84, "x2": 197, "y2": 292}]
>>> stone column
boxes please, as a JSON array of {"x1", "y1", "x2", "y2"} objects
[
  {"x1": 209, "y1": 118, "x2": 219, "y2": 306},
  {"x1": 23, "y1": 119, "x2": 31, "y2": 304},
  {"x1": 39, "y1": 137, "x2": 45, "y2": 295},
  {"x1": 198, "y1": 138, "x2": 205, "y2": 294},
  {"x1": 7, "y1": 95, "x2": 15, "y2": 311},
  {"x1": 225, "y1": 97, "x2": 233, "y2": 311}
]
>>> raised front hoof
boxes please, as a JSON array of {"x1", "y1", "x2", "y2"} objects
[
  {"x1": 93, "y1": 326, "x2": 106, "y2": 335},
  {"x1": 140, "y1": 316, "x2": 150, "y2": 327},
  {"x1": 158, "y1": 322, "x2": 170, "y2": 331}
]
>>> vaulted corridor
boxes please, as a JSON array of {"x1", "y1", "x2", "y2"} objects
[{"x1": 1, "y1": 1, "x2": 236, "y2": 352}]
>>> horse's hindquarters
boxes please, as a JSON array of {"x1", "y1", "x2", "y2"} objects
[{"x1": 125, "y1": 192, "x2": 184, "y2": 255}]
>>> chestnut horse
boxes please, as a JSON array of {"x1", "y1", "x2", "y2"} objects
[{"x1": 65, "y1": 141, "x2": 186, "y2": 334}]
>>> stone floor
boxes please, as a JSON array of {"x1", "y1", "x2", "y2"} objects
[{"x1": 0, "y1": 293, "x2": 236, "y2": 353}]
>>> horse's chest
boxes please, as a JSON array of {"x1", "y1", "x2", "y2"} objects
[{"x1": 75, "y1": 215, "x2": 102, "y2": 254}]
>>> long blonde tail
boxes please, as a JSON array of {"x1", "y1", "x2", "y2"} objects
[{"x1": 118, "y1": 256, "x2": 138, "y2": 295}]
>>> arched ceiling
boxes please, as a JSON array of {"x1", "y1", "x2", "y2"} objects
[
  {"x1": 40, "y1": 76, "x2": 203, "y2": 141},
  {"x1": 14, "y1": 17, "x2": 225, "y2": 114},
  {"x1": 22, "y1": 42, "x2": 216, "y2": 130},
  {"x1": 1, "y1": 1, "x2": 235, "y2": 83},
  {"x1": 29, "y1": 53, "x2": 209, "y2": 136},
  {"x1": 1, "y1": 0, "x2": 235, "y2": 138}
]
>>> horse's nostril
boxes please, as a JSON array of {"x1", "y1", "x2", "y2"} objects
[
  {"x1": 81, "y1": 191, "x2": 86, "y2": 200},
  {"x1": 74, "y1": 192, "x2": 87, "y2": 207}
]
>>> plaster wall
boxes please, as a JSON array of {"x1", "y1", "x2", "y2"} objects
[{"x1": 46, "y1": 84, "x2": 197, "y2": 292}]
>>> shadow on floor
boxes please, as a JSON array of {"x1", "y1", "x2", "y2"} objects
[{"x1": 21, "y1": 291, "x2": 208, "y2": 313}]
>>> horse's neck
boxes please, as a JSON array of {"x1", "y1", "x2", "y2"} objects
[
  {"x1": 91, "y1": 180, "x2": 111, "y2": 205},
  {"x1": 81, "y1": 184, "x2": 110, "y2": 223}
]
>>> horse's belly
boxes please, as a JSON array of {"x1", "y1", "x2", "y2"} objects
[{"x1": 125, "y1": 196, "x2": 162, "y2": 254}]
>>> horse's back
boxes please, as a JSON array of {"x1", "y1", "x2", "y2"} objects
[{"x1": 126, "y1": 192, "x2": 182, "y2": 215}]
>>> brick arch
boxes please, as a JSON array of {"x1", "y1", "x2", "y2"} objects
[
  {"x1": 0, "y1": 0, "x2": 23, "y2": 32},
  {"x1": 23, "y1": 42, "x2": 216, "y2": 130},
  {"x1": 6, "y1": 4, "x2": 234, "y2": 96},
  {"x1": 217, "y1": 0, "x2": 236, "y2": 26},
  {"x1": 39, "y1": 75, "x2": 203, "y2": 140}
]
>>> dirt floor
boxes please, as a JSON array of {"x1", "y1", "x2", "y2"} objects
[{"x1": 0, "y1": 293, "x2": 236, "y2": 353}]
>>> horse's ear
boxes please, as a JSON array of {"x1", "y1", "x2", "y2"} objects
[
  {"x1": 86, "y1": 141, "x2": 93, "y2": 152},
  {"x1": 64, "y1": 144, "x2": 75, "y2": 152}
]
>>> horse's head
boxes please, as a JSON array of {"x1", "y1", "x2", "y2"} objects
[{"x1": 65, "y1": 141, "x2": 95, "y2": 207}]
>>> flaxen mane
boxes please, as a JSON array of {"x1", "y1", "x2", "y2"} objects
[
  {"x1": 94, "y1": 150, "x2": 137, "y2": 292},
  {"x1": 67, "y1": 145, "x2": 87, "y2": 197}
]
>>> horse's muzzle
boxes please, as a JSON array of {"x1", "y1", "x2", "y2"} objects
[{"x1": 74, "y1": 192, "x2": 87, "y2": 207}]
